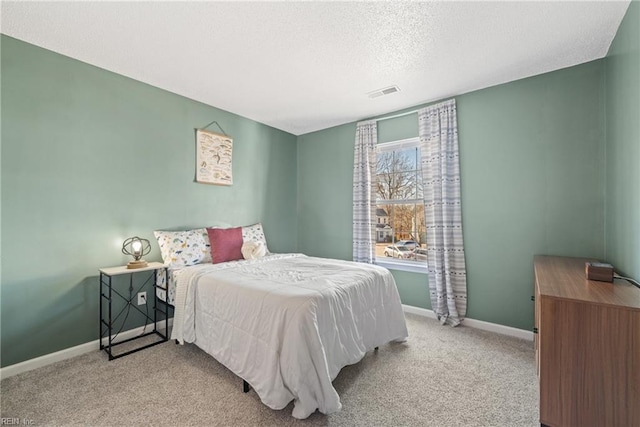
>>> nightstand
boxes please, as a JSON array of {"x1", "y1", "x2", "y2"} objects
[{"x1": 99, "y1": 262, "x2": 169, "y2": 360}]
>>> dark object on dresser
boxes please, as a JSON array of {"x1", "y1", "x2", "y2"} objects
[{"x1": 585, "y1": 261, "x2": 614, "y2": 282}]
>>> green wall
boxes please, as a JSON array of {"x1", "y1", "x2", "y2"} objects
[
  {"x1": 0, "y1": 36, "x2": 298, "y2": 367},
  {"x1": 298, "y1": 60, "x2": 606, "y2": 330},
  {"x1": 605, "y1": 1, "x2": 640, "y2": 279},
  {"x1": 2, "y1": 4, "x2": 638, "y2": 367}
]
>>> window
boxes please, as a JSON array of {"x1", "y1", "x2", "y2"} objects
[{"x1": 374, "y1": 137, "x2": 426, "y2": 269}]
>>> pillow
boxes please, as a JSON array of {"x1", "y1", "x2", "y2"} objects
[
  {"x1": 241, "y1": 240, "x2": 267, "y2": 260},
  {"x1": 241, "y1": 223, "x2": 270, "y2": 253},
  {"x1": 207, "y1": 227, "x2": 244, "y2": 263},
  {"x1": 154, "y1": 228, "x2": 211, "y2": 267}
]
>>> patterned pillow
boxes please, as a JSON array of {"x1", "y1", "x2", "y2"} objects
[
  {"x1": 153, "y1": 228, "x2": 211, "y2": 267},
  {"x1": 242, "y1": 223, "x2": 270, "y2": 253}
]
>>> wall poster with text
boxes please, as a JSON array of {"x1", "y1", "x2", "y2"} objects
[{"x1": 195, "y1": 129, "x2": 233, "y2": 185}]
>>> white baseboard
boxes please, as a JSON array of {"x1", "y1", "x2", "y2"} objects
[
  {"x1": 402, "y1": 304, "x2": 438, "y2": 319},
  {"x1": 0, "y1": 319, "x2": 173, "y2": 380},
  {"x1": 402, "y1": 304, "x2": 533, "y2": 341}
]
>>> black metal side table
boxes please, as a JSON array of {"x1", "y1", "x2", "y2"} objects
[{"x1": 99, "y1": 262, "x2": 168, "y2": 360}]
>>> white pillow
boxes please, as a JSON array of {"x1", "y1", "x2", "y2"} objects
[
  {"x1": 153, "y1": 228, "x2": 211, "y2": 267},
  {"x1": 241, "y1": 241, "x2": 267, "y2": 260}
]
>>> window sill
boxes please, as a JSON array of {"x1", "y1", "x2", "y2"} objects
[{"x1": 375, "y1": 258, "x2": 428, "y2": 274}]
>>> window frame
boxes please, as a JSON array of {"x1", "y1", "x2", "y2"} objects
[{"x1": 374, "y1": 137, "x2": 428, "y2": 274}]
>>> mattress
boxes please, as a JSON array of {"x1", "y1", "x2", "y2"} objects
[{"x1": 171, "y1": 253, "x2": 408, "y2": 419}]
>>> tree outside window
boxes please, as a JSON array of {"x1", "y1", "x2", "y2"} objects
[{"x1": 374, "y1": 138, "x2": 425, "y2": 263}]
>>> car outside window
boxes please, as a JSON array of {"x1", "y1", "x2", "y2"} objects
[{"x1": 374, "y1": 137, "x2": 426, "y2": 266}]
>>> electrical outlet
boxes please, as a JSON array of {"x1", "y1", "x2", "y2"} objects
[{"x1": 137, "y1": 292, "x2": 147, "y2": 305}]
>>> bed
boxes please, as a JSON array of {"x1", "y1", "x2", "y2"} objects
[
  {"x1": 153, "y1": 222, "x2": 407, "y2": 418},
  {"x1": 156, "y1": 252, "x2": 408, "y2": 419}
]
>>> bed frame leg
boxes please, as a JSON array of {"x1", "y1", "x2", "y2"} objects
[
  {"x1": 175, "y1": 339, "x2": 179, "y2": 345},
  {"x1": 243, "y1": 380, "x2": 250, "y2": 393}
]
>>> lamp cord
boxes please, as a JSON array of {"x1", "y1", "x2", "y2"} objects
[
  {"x1": 138, "y1": 296, "x2": 149, "y2": 337},
  {"x1": 110, "y1": 301, "x2": 132, "y2": 344},
  {"x1": 614, "y1": 274, "x2": 640, "y2": 289}
]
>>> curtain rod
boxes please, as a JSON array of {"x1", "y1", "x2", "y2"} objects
[{"x1": 371, "y1": 108, "x2": 420, "y2": 123}]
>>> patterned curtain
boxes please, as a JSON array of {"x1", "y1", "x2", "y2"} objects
[
  {"x1": 418, "y1": 99, "x2": 467, "y2": 326},
  {"x1": 353, "y1": 120, "x2": 377, "y2": 263}
]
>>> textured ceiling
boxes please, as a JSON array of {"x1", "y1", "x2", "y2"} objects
[{"x1": 0, "y1": 1, "x2": 630, "y2": 135}]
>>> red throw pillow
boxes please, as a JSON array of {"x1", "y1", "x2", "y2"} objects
[{"x1": 207, "y1": 227, "x2": 243, "y2": 263}]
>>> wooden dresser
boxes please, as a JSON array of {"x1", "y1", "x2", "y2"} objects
[{"x1": 533, "y1": 255, "x2": 640, "y2": 427}]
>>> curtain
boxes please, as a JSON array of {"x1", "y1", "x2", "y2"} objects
[
  {"x1": 353, "y1": 120, "x2": 377, "y2": 263},
  {"x1": 418, "y1": 99, "x2": 467, "y2": 326}
]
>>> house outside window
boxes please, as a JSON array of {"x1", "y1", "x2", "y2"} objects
[{"x1": 375, "y1": 137, "x2": 426, "y2": 269}]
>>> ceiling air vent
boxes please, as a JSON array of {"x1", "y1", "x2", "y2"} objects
[{"x1": 367, "y1": 85, "x2": 400, "y2": 99}]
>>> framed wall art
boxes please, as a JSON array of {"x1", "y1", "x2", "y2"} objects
[{"x1": 195, "y1": 128, "x2": 233, "y2": 185}]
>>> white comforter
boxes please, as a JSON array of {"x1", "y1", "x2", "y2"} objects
[{"x1": 171, "y1": 254, "x2": 408, "y2": 419}]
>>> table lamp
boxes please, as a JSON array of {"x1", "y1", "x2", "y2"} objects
[{"x1": 122, "y1": 236, "x2": 151, "y2": 269}]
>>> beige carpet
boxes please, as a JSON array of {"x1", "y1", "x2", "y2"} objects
[{"x1": 1, "y1": 314, "x2": 538, "y2": 426}]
